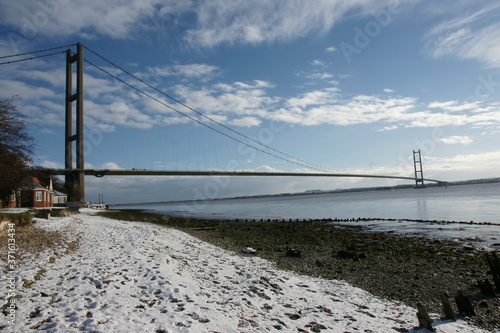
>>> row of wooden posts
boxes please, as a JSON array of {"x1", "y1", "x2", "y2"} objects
[{"x1": 417, "y1": 251, "x2": 500, "y2": 331}]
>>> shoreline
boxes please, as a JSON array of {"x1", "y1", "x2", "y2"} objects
[
  {"x1": 1, "y1": 209, "x2": 498, "y2": 331},
  {"x1": 109, "y1": 177, "x2": 500, "y2": 207},
  {"x1": 110, "y1": 208, "x2": 500, "y2": 252},
  {"x1": 101, "y1": 209, "x2": 500, "y2": 330}
]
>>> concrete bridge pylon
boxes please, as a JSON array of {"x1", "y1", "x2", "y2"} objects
[{"x1": 64, "y1": 43, "x2": 85, "y2": 203}]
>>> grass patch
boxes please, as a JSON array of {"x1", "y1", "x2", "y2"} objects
[
  {"x1": 0, "y1": 212, "x2": 32, "y2": 227},
  {"x1": 99, "y1": 209, "x2": 221, "y2": 229}
]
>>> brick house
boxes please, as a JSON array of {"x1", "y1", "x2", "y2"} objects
[
  {"x1": 20, "y1": 177, "x2": 54, "y2": 208},
  {"x1": 53, "y1": 190, "x2": 68, "y2": 207},
  {"x1": 1, "y1": 177, "x2": 68, "y2": 208}
]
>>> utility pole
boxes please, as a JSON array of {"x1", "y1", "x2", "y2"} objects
[
  {"x1": 413, "y1": 149, "x2": 425, "y2": 188},
  {"x1": 65, "y1": 43, "x2": 85, "y2": 203}
]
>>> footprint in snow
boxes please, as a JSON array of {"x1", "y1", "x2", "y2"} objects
[{"x1": 83, "y1": 276, "x2": 103, "y2": 289}]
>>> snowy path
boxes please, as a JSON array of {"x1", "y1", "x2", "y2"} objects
[{"x1": 1, "y1": 211, "x2": 490, "y2": 332}]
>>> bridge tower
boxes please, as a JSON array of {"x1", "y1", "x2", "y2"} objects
[
  {"x1": 413, "y1": 149, "x2": 425, "y2": 188},
  {"x1": 65, "y1": 43, "x2": 85, "y2": 203}
]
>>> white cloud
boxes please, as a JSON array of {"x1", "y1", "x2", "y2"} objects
[
  {"x1": 86, "y1": 100, "x2": 155, "y2": 130},
  {"x1": 428, "y1": 100, "x2": 480, "y2": 112},
  {"x1": 84, "y1": 161, "x2": 122, "y2": 170},
  {"x1": 235, "y1": 80, "x2": 275, "y2": 89},
  {"x1": 174, "y1": 80, "x2": 277, "y2": 119},
  {"x1": 102, "y1": 162, "x2": 121, "y2": 169},
  {"x1": 83, "y1": 74, "x2": 125, "y2": 99},
  {"x1": 0, "y1": 0, "x2": 406, "y2": 51},
  {"x1": 230, "y1": 116, "x2": 261, "y2": 127},
  {"x1": 274, "y1": 93, "x2": 417, "y2": 126},
  {"x1": 406, "y1": 112, "x2": 468, "y2": 128},
  {"x1": 423, "y1": 3, "x2": 500, "y2": 68},
  {"x1": 0, "y1": 79, "x2": 56, "y2": 100},
  {"x1": 269, "y1": 92, "x2": 500, "y2": 129},
  {"x1": 0, "y1": 0, "x2": 173, "y2": 43},
  {"x1": 285, "y1": 88, "x2": 339, "y2": 108},
  {"x1": 184, "y1": 0, "x2": 403, "y2": 47},
  {"x1": 427, "y1": 151, "x2": 500, "y2": 180},
  {"x1": 325, "y1": 46, "x2": 337, "y2": 53},
  {"x1": 39, "y1": 160, "x2": 62, "y2": 169},
  {"x1": 1, "y1": 55, "x2": 279, "y2": 129},
  {"x1": 438, "y1": 135, "x2": 473, "y2": 145},
  {"x1": 0, "y1": 78, "x2": 65, "y2": 126},
  {"x1": 147, "y1": 64, "x2": 221, "y2": 80},
  {"x1": 383, "y1": 88, "x2": 395, "y2": 93},
  {"x1": 307, "y1": 72, "x2": 336, "y2": 81},
  {"x1": 377, "y1": 125, "x2": 398, "y2": 132},
  {"x1": 161, "y1": 117, "x2": 192, "y2": 126},
  {"x1": 311, "y1": 60, "x2": 328, "y2": 67},
  {"x1": 253, "y1": 165, "x2": 282, "y2": 173},
  {"x1": 295, "y1": 70, "x2": 338, "y2": 85},
  {"x1": 4, "y1": 51, "x2": 500, "y2": 133},
  {"x1": 16, "y1": 67, "x2": 66, "y2": 88}
]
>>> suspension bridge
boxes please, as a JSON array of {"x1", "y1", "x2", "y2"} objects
[{"x1": 1, "y1": 43, "x2": 444, "y2": 204}]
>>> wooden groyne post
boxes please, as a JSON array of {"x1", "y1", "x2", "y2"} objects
[{"x1": 485, "y1": 252, "x2": 500, "y2": 291}]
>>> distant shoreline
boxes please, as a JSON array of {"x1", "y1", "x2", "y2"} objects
[{"x1": 111, "y1": 176, "x2": 500, "y2": 207}]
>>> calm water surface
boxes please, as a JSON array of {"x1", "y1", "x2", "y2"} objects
[{"x1": 114, "y1": 183, "x2": 500, "y2": 249}]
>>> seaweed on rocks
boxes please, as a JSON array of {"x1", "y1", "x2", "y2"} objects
[{"x1": 100, "y1": 210, "x2": 500, "y2": 330}]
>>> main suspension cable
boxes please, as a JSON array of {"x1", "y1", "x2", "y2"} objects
[
  {"x1": 0, "y1": 50, "x2": 67, "y2": 66},
  {"x1": 422, "y1": 155, "x2": 442, "y2": 181},
  {"x1": 0, "y1": 43, "x2": 77, "y2": 59},
  {"x1": 84, "y1": 58, "x2": 330, "y2": 172},
  {"x1": 82, "y1": 44, "x2": 334, "y2": 173}
]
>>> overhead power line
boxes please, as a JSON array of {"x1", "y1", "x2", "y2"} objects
[{"x1": 81, "y1": 44, "x2": 334, "y2": 173}]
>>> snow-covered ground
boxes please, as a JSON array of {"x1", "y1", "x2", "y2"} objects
[{"x1": 0, "y1": 210, "x2": 493, "y2": 332}]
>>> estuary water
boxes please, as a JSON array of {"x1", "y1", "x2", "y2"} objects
[{"x1": 114, "y1": 182, "x2": 500, "y2": 249}]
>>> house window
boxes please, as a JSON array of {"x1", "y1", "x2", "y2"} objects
[
  {"x1": 36, "y1": 191, "x2": 42, "y2": 201},
  {"x1": 11, "y1": 193, "x2": 16, "y2": 202},
  {"x1": 53, "y1": 196, "x2": 58, "y2": 203}
]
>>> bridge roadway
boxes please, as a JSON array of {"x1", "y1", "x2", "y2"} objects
[{"x1": 47, "y1": 169, "x2": 443, "y2": 183}]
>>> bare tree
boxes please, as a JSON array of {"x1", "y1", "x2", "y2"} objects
[
  {"x1": 0, "y1": 96, "x2": 35, "y2": 206},
  {"x1": 31, "y1": 166, "x2": 66, "y2": 192}
]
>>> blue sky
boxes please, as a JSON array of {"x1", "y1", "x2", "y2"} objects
[{"x1": 1, "y1": 0, "x2": 500, "y2": 204}]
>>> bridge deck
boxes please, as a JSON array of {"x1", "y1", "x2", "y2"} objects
[{"x1": 46, "y1": 169, "x2": 442, "y2": 183}]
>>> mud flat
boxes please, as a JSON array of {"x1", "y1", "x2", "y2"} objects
[{"x1": 101, "y1": 210, "x2": 500, "y2": 331}]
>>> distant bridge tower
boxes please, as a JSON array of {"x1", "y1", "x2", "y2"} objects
[
  {"x1": 413, "y1": 149, "x2": 425, "y2": 188},
  {"x1": 65, "y1": 43, "x2": 85, "y2": 203}
]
